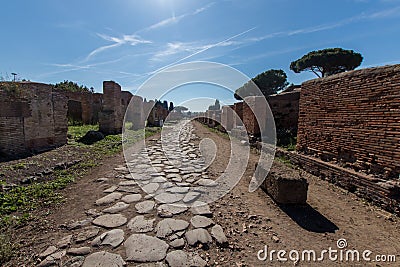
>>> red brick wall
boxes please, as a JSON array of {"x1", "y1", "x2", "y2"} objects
[
  {"x1": 0, "y1": 82, "x2": 67, "y2": 159},
  {"x1": 99, "y1": 81, "x2": 123, "y2": 134},
  {"x1": 233, "y1": 102, "x2": 243, "y2": 127},
  {"x1": 58, "y1": 91, "x2": 93, "y2": 124},
  {"x1": 267, "y1": 90, "x2": 300, "y2": 132},
  {"x1": 239, "y1": 92, "x2": 300, "y2": 137},
  {"x1": 297, "y1": 65, "x2": 400, "y2": 179}
]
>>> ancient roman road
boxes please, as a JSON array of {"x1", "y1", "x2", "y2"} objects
[
  {"x1": 37, "y1": 120, "x2": 228, "y2": 267},
  {"x1": 32, "y1": 119, "x2": 400, "y2": 267}
]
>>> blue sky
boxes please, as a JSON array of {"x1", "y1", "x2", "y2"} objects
[{"x1": 1, "y1": 0, "x2": 400, "y2": 110}]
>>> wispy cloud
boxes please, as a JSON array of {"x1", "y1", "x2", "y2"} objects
[
  {"x1": 365, "y1": 5, "x2": 400, "y2": 18},
  {"x1": 151, "y1": 42, "x2": 198, "y2": 61},
  {"x1": 138, "y1": 2, "x2": 215, "y2": 32},
  {"x1": 85, "y1": 33, "x2": 152, "y2": 61},
  {"x1": 82, "y1": 3, "x2": 215, "y2": 63},
  {"x1": 250, "y1": 6, "x2": 400, "y2": 42},
  {"x1": 148, "y1": 27, "x2": 256, "y2": 75},
  {"x1": 151, "y1": 38, "x2": 245, "y2": 62}
]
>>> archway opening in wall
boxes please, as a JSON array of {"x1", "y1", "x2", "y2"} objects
[{"x1": 67, "y1": 100, "x2": 83, "y2": 126}]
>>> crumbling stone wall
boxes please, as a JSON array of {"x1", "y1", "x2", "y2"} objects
[
  {"x1": 147, "y1": 101, "x2": 169, "y2": 127},
  {"x1": 99, "y1": 81, "x2": 123, "y2": 135},
  {"x1": 92, "y1": 93, "x2": 103, "y2": 124},
  {"x1": 125, "y1": 95, "x2": 144, "y2": 130},
  {"x1": 221, "y1": 105, "x2": 234, "y2": 131},
  {"x1": 238, "y1": 92, "x2": 300, "y2": 138},
  {"x1": 121, "y1": 91, "x2": 133, "y2": 116},
  {"x1": 297, "y1": 65, "x2": 400, "y2": 179},
  {"x1": 0, "y1": 82, "x2": 67, "y2": 160},
  {"x1": 267, "y1": 90, "x2": 300, "y2": 134},
  {"x1": 59, "y1": 91, "x2": 94, "y2": 124},
  {"x1": 233, "y1": 102, "x2": 243, "y2": 127}
]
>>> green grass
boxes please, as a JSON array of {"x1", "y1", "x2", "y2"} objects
[
  {"x1": 0, "y1": 230, "x2": 13, "y2": 265},
  {"x1": 2, "y1": 162, "x2": 27, "y2": 171},
  {"x1": 203, "y1": 124, "x2": 230, "y2": 140},
  {"x1": 275, "y1": 155, "x2": 294, "y2": 168},
  {"x1": 0, "y1": 167, "x2": 80, "y2": 225},
  {"x1": 0, "y1": 124, "x2": 161, "y2": 263},
  {"x1": 68, "y1": 124, "x2": 99, "y2": 140},
  {"x1": 0, "y1": 124, "x2": 161, "y2": 224}
]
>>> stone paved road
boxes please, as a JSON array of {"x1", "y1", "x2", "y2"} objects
[{"x1": 37, "y1": 120, "x2": 227, "y2": 267}]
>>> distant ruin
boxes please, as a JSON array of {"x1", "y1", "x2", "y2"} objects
[{"x1": 0, "y1": 80, "x2": 170, "y2": 160}]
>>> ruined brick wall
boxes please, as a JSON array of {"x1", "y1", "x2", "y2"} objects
[
  {"x1": 267, "y1": 90, "x2": 300, "y2": 133},
  {"x1": 242, "y1": 97, "x2": 268, "y2": 136},
  {"x1": 58, "y1": 90, "x2": 132, "y2": 125},
  {"x1": 241, "y1": 94, "x2": 299, "y2": 137},
  {"x1": 121, "y1": 91, "x2": 133, "y2": 117},
  {"x1": 125, "y1": 95, "x2": 144, "y2": 130},
  {"x1": 233, "y1": 102, "x2": 243, "y2": 127},
  {"x1": 271, "y1": 147, "x2": 400, "y2": 215},
  {"x1": 0, "y1": 82, "x2": 67, "y2": 159},
  {"x1": 99, "y1": 81, "x2": 123, "y2": 135},
  {"x1": 221, "y1": 105, "x2": 234, "y2": 131},
  {"x1": 92, "y1": 93, "x2": 103, "y2": 124},
  {"x1": 297, "y1": 65, "x2": 400, "y2": 179},
  {"x1": 146, "y1": 101, "x2": 170, "y2": 127},
  {"x1": 58, "y1": 91, "x2": 94, "y2": 124}
]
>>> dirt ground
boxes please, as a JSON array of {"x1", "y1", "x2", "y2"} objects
[
  {"x1": 192, "y1": 121, "x2": 400, "y2": 266},
  {"x1": 5, "y1": 121, "x2": 400, "y2": 266}
]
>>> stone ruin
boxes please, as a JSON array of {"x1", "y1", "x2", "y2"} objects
[
  {"x1": 198, "y1": 64, "x2": 400, "y2": 213},
  {"x1": 99, "y1": 81, "x2": 123, "y2": 135},
  {"x1": 0, "y1": 82, "x2": 68, "y2": 160},
  {"x1": 0, "y1": 80, "x2": 171, "y2": 160}
]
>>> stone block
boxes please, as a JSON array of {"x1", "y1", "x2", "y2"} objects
[{"x1": 256, "y1": 161, "x2": 308, "y2": 204}]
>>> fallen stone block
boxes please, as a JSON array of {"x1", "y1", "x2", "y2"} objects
[{"x1": 255, "y1": 161, "x2": 308, "y2": 204}]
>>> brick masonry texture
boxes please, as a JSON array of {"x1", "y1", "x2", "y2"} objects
[
  {"x1": 237, "y1": 91, "x2": 300, "y2": 137},
  {"x1": 267, "y1": 90, "x2": 300, "y2": 133},
  {"x1": 99, "y1": 81, "x2": 123, "y2": 135},
  {"x1": 297, "y1": 65, "x2": 400, "y2": 179},
  {"x1": 0, "y1": 80, "x2": 170, "y2": 160},
  {"x1": 0, "y1": 82, "x2": 67, "y2": 159},
  {"x1": 272, "y1": 147, "x2": 400, "y2": 215}
]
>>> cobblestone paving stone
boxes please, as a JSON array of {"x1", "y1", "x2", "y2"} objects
[{"x1": 37, "y1": 120, "x2": 227, "y2": 266}]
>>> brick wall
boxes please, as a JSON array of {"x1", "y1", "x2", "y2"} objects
[
  {"x1": 59, "y1": 91, "x2": 93, "y2": 124},
  {"x1": 99, "y1": 81, "x2": 123, "y2": 134},
  {"x1": 237, "y1": 92, "x2": 300, "y2": 137},
  {"x1": 297, "y1": 65, "x2": 400, "y2": 179},
  {"x1": 269, "y1": 147, "x2": 399, "y2": 215},
  {"x1": 126, "y1": 95, "x2": 144, "y2": 130},
  {"x1": 221, "y1": 105, "x2": 234, "y2": 131},
  {"x1": 267, "y1": 90, "x2": 300, "y2": 133},
  {"x1": 233, "y1": 102, "x2": 243, "y2": 127},
  {"x1": 0, "y1": 82, "x2": 67, "y2": 160}
]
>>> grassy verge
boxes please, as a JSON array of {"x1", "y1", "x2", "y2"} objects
[
  {"x1": 201, "y1": 123, "x2": 230, "y2": 140},
  {"x1": 0, "y1": 124, "x2": 160, "y2": 264}
]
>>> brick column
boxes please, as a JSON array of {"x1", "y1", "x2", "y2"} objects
[
  {"x1": 243, "y1": 96, "x2": 268, "y2": 136},
  {"x1": 221, "y1": 105, "x2": 234, "y2": 131},
  {"x1": 130, "y1": 95, "x2": 144, "y2": 130},
  {"x1": 99, "y1": 81, "x2": 123, "y2": 135},
  {"x1": 233, "y1": 102, "x2": 243, "y2": 127}
]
